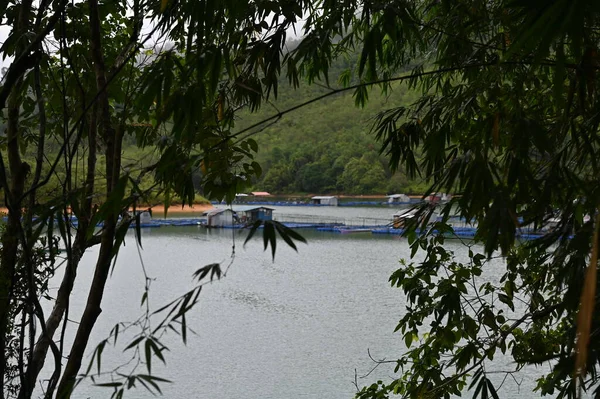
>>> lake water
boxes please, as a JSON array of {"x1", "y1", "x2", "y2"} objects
[{"x1": 52, "y1": 206, "x2": 550, "y2": 398}]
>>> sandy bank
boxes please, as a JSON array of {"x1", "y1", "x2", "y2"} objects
[
  {"x1": 147, "y1": 204, "x2": 213, "y2": 215},
  {"x1": 0, "y1": 204, "x2": 215, "y2": 216}
]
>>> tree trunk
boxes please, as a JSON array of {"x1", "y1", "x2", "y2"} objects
[
  {"x1": 0, "y1": 0, "x2": 34, "y2": 382},
  {"x1": 55, "y1": 0, "x2": 123, "y2": 395},
  {"x1": 25, "y1": 105, "x2": 99, "y2": 396},
  {"x1": 0, "y1": 85, "x2": 30, "y2": 399}
]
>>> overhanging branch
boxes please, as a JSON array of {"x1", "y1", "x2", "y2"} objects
[
  {"x1": 0, "y1": 0, "x2": 64, "y2": 110},
  {"x1": 219, "y1": 59, "x2": 575, "y2": 149}
]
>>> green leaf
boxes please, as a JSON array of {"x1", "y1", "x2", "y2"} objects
[
  {"x1": 497, "y1": 293, "x2": 515, "y2": 312},
  {"x1": 112, "y1": 324, "x2": 120, "y2": 346},
  {"x1": 181, "y1": 312, "x2": 187, "y2": 344},
  {"x1": 145, "y1": 339, "x2": 152, "y2": 373},
  {"x1": 404, "y1": 333, "x2": 413, "y2": 348},
  {"x1": 124, "y1": 336, "x2": 144, "y2": 351},
  {"x1": 136, "y1": 374, "x2": 171, "y2": 394},
  {"x1": 263, "y1": 220, "x2": 277, "y2": 260},
  {"x1": 97, "y1": 340, "x2": 105, "y2": 375},
  {"x1": 273, "y1": 221, "x2": 307, "y2": 252},
  {"x1": 247, "y1": 138, "x2": 258, "y2": 152},
  {"x1": 95, "y1": 382, "x2": 123, "y2": 388},
  {"x1": 149, "y1": 338, "x2": 167, "y2": 364},
  {"x1": 244, "y1": 220, "x2": 263, "y2": 246},
  {"x1": 486, "y1": 378, "x2": 500, "y2": 399},
  {"x1": 135, "y1": 211, "x2": 143, "y2": 249},
  {"x1": 473, "y1": 375, "x2": 487, "y2": 399},
  {"x1": 192, "y1": 263, "x2": 221, "y2": 282}
]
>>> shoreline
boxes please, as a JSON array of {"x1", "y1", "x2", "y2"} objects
[
  {"x1": 0, "y1": 194, "x2": 429, "y2": 216},
  {"x1": 146, "y1": 204, "x2": 214, "y2": 215},
  {"x1": 0, "y1": 204, "x2": 215, "y2": 216}
]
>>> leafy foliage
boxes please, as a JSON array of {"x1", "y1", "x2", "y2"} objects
[
  {"x1": 238, "y1": 54, "x2": 425, "y2": 195},
  {"x1": 3, "y1": 0, "x2": 600, "y2": 398},
  {"x1": 278, "y1": 0, "x2": 600, "y2": 398},
  {"x1": 244, "y1": 219, "x2": 307, "y2": 259},
  {"x1": 0, "y1": 0, "x2": 315, "y2": 397}
]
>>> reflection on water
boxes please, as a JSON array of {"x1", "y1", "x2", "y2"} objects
[{"x1": 58, "y1": 208, "x2": 558, "y2": 399}]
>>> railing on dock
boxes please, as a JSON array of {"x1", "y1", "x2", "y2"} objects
[{"x1": 273, "y1": 213, "x2": 390, "y2": 228}]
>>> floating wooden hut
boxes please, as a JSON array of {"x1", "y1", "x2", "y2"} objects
[
  {"x1": 311, "y1": 196, "x2": 339, "y2": 206},
  {"x1": 206, "y1": 208, "x2": 237, "y2": 227},
  {"x1": 205, "y1": 206, "x2": 274, "y2": 227},
  {"x1": 232, "y1": 205, "x2": 273, "y2": 223}
]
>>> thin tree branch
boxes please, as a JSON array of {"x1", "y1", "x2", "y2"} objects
[
  {"x1": 221, "y1": 60, "x2": 575, "y2": 150},
  {"x1": 0, "y1": 0, "x2": 65, "y2": 110}
]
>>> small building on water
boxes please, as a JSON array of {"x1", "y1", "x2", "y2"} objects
[
  {"x1": 311, "y1": 196, "x2": 338, "y2": 206},
  {"x1": 232, "y1": 206, "x2": 273, "y2": 223},
  {"x1": 387, "y1": 194, "x2": 411, "y2": 204},
  {"x1": 206, "y1": 208, "x2": 237, "y2": 227},
  {"x1": 234, "y1": 193, "x2": 250, "y2": 202},
  {"x1": 205, "y1": 206, "x2": 274, "y2": 227}
]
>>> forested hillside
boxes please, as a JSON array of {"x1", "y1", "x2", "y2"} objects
[
  {"x1": 236, "y1": 57, "x2": 426, "y2": 195},
  {"x1": 5, "y1": 53, "x2": 425, "y2": 202}
]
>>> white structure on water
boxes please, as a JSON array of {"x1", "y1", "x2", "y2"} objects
[
  {"x1": 311, "y1": 196, "x2": 339, "y2": 206},
  {"x1": 206, "y1": 208, "x2": 237, "y2": 227},
  {"x1": 205, "y1": 206, "x2": 274, "y2": 227},
  {"x1": 139, "y1": 210, "x2": 152, "y2": 223},
  {"x1": 232, "y1": 205, "x2": 274, "y2": 223},
  {"x1": 387, "y1": 194, "x2": 411, "y2": 204}
]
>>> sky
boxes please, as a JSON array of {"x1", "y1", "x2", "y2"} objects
[
  {"x1": 0, "y1": 10, "x2": 304, "y2": 75},
  {"x1": 0, "y1": 25, "x2": 10, "y2": 70}
]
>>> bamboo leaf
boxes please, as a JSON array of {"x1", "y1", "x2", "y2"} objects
[
  {"x1": 124, "y1": 336, "x2": 144, "y2": 351},
  {"x1": 97, "y1": 340, "x2": 105, "y2": 375},
  {"x1": 263, "y1": 220, "x2": 277, "y2": 260},
  {"x1": 149, "y1": 338, "x2": 167, "y2": 364},
  {"x1": 145, "y1": 339, "x2": 152, "y2": 373},
  {"x1": 244, "y1": 220, "x2": 263, "y2": 247},
  {"x1": 135, "y1": 211, "x2": 143, "y2": 249}
]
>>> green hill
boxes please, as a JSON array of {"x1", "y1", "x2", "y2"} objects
[
  {"x1": 14, "y1": 56, "x2": 427, "y2": 205},
  {"x1": 236, "y1": 72, "x2": 426, "y2": 195}
]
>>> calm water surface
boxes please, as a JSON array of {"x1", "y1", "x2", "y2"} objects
[{"x1": 54, "y1": 206, "x2": 548, "y2": 398}]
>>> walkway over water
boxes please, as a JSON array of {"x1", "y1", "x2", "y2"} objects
[
  {"x1": 17, "y1": 212, "x2": 554, "y2": 241},
  {"x1": 273, "y1": 213, "x2": 391, "y2": 228},
  {"x1": 109, "y1": 216, "x2": 549, "y2": 241}
]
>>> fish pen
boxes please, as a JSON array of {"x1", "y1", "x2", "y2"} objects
[{"x1": 273, "y1": 213, "x2": 390, "y2": 228}]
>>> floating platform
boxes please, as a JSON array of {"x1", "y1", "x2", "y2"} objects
[
  {"x1": 213, "y1": 200, "x2": 417, "y2": 207},
  {"x1": 336, "y1": 228, "x2": 374, "y2": 234},
  {"x1": 318, "y1": 225, "x2": 387, "y2": 233},
  {"x1": 3, "y1": 215, "x2": 563, "y2": 242}
]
